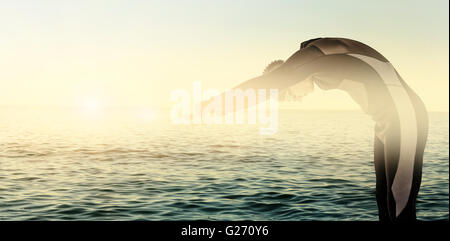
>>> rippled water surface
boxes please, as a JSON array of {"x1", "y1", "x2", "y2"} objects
[{"x1": 0, "y1": 109, "x2": 448, "y2": 220}]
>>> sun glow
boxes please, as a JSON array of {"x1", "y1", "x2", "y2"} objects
[
  {"x1": 80, "y1": 97, "x2": 104, "y2": 118},
  {"x1": 138, "y1": 108, "x2": 158, "y2": 122}
]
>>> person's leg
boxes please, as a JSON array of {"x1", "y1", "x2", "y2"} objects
[
  {"x1": 396, "y1": 91, "x2": 429, "y2": 221},
  {"x1": 374, "y1": 135, "x2": 389, "y2": 221},
  {"x1": 395, "y1": 133, "x2": 426, "y2": 220},
  {"x1": 382, "y1": 128, "x2": 401, "y2": 221},
  {"x1": 383, "y1": 100, "x2": 428, "y2": 221}
]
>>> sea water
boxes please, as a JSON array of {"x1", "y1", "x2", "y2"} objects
[{"x1": 0, "y1": 108, "x2": 447, "y2": 220}]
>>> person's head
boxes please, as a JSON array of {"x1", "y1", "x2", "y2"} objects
[{"x1": 263, "y1": 60, "x2": 284, "y2": 75}]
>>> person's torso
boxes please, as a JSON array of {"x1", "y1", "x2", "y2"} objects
[{"x1": 303, "y1": 38, "x2": 421, "y2": 127}]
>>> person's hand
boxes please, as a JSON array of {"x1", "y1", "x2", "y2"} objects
[{"x1": 281, "y1": 79, "x2": 315, "y2": 102}]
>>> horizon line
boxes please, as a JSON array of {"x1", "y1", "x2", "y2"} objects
[{"x1": 0, "y1": 104, "x2": 448, "y2": 113}]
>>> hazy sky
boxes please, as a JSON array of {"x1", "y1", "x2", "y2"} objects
[{"x1": 1, "y1": 0, "x2": 448, "y2": 111}]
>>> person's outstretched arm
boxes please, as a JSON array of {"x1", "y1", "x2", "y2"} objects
[{"x1": 201, "y1": 45, "x2": 325, "y2": 113}]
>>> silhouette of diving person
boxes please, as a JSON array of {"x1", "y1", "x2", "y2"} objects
[{"x1": 220, "y1": 37, "x2": 428, "y2": 221}]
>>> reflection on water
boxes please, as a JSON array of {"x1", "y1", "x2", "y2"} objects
[{"x1": 0, "y1": 108, "x2": 448, "y2": 220}]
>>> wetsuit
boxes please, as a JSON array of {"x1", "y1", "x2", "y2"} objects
[{"x1": 234, "y1": 37, "x2": 429, "y2": 221}]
